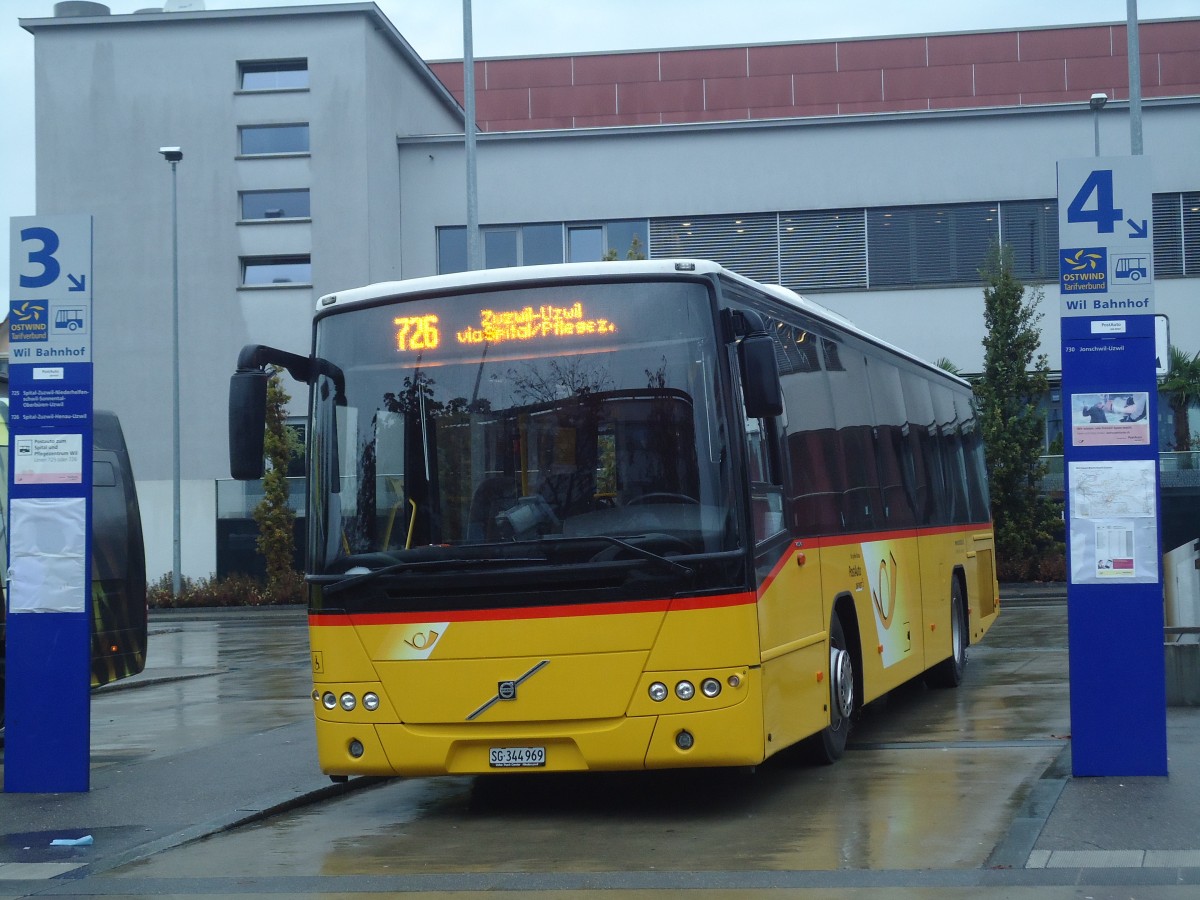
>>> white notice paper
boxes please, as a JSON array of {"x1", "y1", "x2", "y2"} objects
[{"x1": 8, "y1": 497, "x2": 87, "y2": 613}]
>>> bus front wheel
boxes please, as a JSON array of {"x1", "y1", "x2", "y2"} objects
[{"x1": 805, "y1": 614, "x2": 854, "y2": 764}]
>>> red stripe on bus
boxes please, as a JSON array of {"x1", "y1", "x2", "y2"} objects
[
  {"x1": 309, "y1": 591, "x2": 756, "y2": 627},
  {"x1": 755, "y1": 521, "x2": 992, "y2": 597}
]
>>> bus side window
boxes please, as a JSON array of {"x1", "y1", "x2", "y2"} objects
[{"x1": 745, "y1": 416, "x2": 785, "y2": 542}]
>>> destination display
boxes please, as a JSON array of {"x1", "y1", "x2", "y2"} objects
[{"x1": 394, "y1": 301, "x2": 620, "y2": 353}]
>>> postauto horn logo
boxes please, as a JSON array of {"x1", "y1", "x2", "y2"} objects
[
  {"x1": 11, "y1": 300, "x2": 49, "y2": 342},
  {"x1": 1059, "y1": 247, "x2": 1108, "y2": 294}
]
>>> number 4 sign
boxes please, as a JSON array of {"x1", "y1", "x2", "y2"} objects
[{"x1": 1057, "y1": 156, "x2": 1154, "y2": 317}]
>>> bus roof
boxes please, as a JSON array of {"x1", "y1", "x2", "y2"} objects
[
  {"x1": 316, "y1": 259, "x2": 969, "y2": 387},
  {"x1": 316, "y1": 260, "x2": 726, "y2": 310}
]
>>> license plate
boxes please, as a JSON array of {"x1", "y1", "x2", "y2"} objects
[{"x1": 489, "y1": 746, "x2": 546, "y2": 768}]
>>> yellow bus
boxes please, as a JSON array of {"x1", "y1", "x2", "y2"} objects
[{"x1": 229, "y1": 260, "x2": 998, "y2": 777}]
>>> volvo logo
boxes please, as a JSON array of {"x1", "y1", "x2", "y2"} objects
[{"x1": 467, "y1": 660, "x2": 549, "y2": 721}]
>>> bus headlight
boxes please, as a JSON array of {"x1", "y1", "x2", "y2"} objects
[
  {"x1": 340, "y1": 692, "x2": 357, "y2": 711},
  {"x1": 675, "y1": 680, "x2": 695, "y2": 700},
  {"x1": 321, "y1": 692, "x2": 337, "y2": 710},
  {"x1": 363, "y1": 692, "x2": 380, "y2": 711},
  {"x1": 648, "y1": 682, "x2": 668, "y2": 702},
  {"x1": 701, "y1": 678, "x2": 722, "y2": 698}
]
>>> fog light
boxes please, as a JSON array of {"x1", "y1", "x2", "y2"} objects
[
  {"x1": 322, "y1": 691, "x2": 337, "y2": 710},
  {"x1": 648, "y1": 682, "x2": 668, "y2": 702},
  {"x1": 363, "y1": 692, "x2": 380, "y2": 711},
  {"x1": 349, "y1": 739, "x2": 365, "y2": 758},
  {"x1": 675, "y1": 680, "x2": 695, "y2": 700},
  {"x1": 675, "y1": 730, "x2": 694, "y2": 750},
  {"x1": 701, "y1": 677, "x2": 722, "y2": 698},
  {"x1": 340, "y1": 692, "x2": 357, "y2": 711}
]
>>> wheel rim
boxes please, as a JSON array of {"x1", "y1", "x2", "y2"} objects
[
  {"x1": 952, "y1": 602, "x2": 965, "y2": 664},
  {"x1": 951, "y1": 581, "x2": 966, "y2": 667},
  {"x1": 830, "y1": 646, "x2": 854, "y2": 721}
]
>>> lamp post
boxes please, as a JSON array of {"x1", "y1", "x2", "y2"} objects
[
  {"x1": 1089, "y1": 93, "x2": 1107, "y2": 157},
  {"x1": 159, "y1": 146, "x2": 183, "y2": 597}
]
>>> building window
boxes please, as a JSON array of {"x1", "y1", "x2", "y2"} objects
[
  {"x1": 438, "y1": 224, "x2": 569, "y2": 273},
  {"x1": 604, "y1": 221, "x2": 647, "y2": 260},
  {"x1": 239, "y1": 59, "x2": 308, "y2": 91},
  {"x1": 1154, "y1": 193, "x2": 1184, "y2": 278},
  {"x1": 867, "y1": 202, "x2": 997, "y2": 288},
  {"x1": 1185, "y1": 191, "x2": 1200, "y2": 276},
  {"x1": 568, "y1": 226, "x2": 604, "y2": 262},
  {"x1": 999, "y1": 199, "x2": 1058, "y2": 282},
  {"x1": 484, "y1": 229, "x2": 519, "y2": 268},
  {"x1": 241, "y1": 255, "x2": 312, "y2": 287},
  {"x1": 523, "y1": 223, "x2": 566, "y2": 265},
  {"x1": 240, "y1": 189, "x2": 310, "y2": 221},
  {"x1": 438, "y1": 227, "x2": 468, "y2": 274},
  {"x1": 649, "y1": 213, "x2": 778, "y2": 283},
  {"x1": 780, "y1": 209, "x2": 867, "y2": 292},
  {"x1": 239, "y1": 124, "x2": 309, "y2": 156},
  {"x1": 238, "y1": 190, "x2": 309, "y2": 222}
]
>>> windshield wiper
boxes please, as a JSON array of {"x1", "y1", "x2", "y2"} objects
[
  {"x1": 313, "y1": 556, "x2": 543, "y2": 596},
  {"x1": 531, "y1": 535, "x2": 695, "y2": 577}
]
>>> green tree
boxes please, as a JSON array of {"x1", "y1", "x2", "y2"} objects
[
  {"x1": 972, "y1": 243, "x2": 1059, "y2": 580},
  {"x1": 252, "y1": 367, "x2": 299, "y2": 588},
  {"x1": 933, "y1": 357, "x2": 961, "y2": 376},
  {"x1": 1162, "y1": 344, "x2": 1200, "y2": 453}
]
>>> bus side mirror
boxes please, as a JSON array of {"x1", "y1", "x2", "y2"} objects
[
  {"x1": 229, "y1": 369, "x2": 269, "y2": 480},
  {"x1": 739, "y1": 333, "x2": 783, "y2": 419}
]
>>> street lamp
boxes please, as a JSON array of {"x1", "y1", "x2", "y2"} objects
[
  {"x1": 1089, "y1": 93, "x2": 1108, "y2": 157},
  {"x1": 159, "y1": 146, "x2": 183, "y2": 597}
]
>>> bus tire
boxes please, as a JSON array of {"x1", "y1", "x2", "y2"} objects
[
  {"x1": 804, "y1": 614, "x2": 855, "y2": 765},
  {"x1": 927, "y1": 575, "x2": 968, "y2": 688}
]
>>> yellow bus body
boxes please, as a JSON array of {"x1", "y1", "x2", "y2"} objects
[{"x1": 308, "y1": 522, "x2": 997, "y2": 777}]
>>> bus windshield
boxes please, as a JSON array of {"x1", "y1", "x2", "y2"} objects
[{"x1": 309, "y1": 279, "x2": 738, "y2": 583}]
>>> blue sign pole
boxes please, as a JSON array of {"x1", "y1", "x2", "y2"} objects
[
  {"x1": 1057, "y1": 157, "x2": 1167, "y2": 776},
  {"x1": 5, "y1": 215, "x2": 95, "y2": 793}
]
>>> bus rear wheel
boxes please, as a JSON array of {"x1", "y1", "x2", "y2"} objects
[
  {"x1": 804, "y1": 614, "x2": 854, "y2": 764},
  {"x1": 927, "y1": 576, "x2": 967, "y2": 688}
]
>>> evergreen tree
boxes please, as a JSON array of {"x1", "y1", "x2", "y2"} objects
[
  {"x1": 973, "y1": 243, "x2": 1059, "y2": 580},
  {"x1": 252, "y1": 367, "x2": 298, "y2": 588}
]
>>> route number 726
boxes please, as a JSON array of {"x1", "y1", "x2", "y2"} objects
[
  {"x1": 1066, "y1": 169, "x2": 1123, "y2": 234},
  {"x1": 393, "y1": 314, "x2": 440, "y2": 352}
]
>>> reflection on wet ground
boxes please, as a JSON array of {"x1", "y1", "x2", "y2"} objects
[
  {"x1": 117, "y1": 604, "x2": 1071, "y2": 879},
  {"x1": 91, "y1": 617, "x2": 314, "y2": 764}
]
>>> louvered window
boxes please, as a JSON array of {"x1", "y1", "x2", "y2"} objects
[
  {"x1": 780, "y1": 209, "x2": 867, "y2": 292},
  {"x1": 999, "y1": 199, "x2": 1057, "y2": 282},
  {"x1": 867, "y1": 203, "x2": 998, "y2": 288},
  {"x1": 1153, "y1": 193, "x2": 1183, "y2": 277},
  {"x1": 649, "y1": 213, "x2": 778, "y2": 283},
  {"x1": 1184, "y1": 192, "x2": 1200, "y2": 276}
]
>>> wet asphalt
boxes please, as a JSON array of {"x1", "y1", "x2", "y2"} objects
[{"x1": 3, "y1": 587, "x2": 1200, "y2": 897}]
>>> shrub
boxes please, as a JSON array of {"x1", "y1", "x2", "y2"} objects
[{"x1": 148, "y1": 570, "x2": 305, "y2": 608}]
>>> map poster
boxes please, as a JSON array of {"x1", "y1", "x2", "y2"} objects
[
  {"x1": 1070, "y1": 391, "x2": 1151, "y2": 447},
  {"x1": 1067, "y1": 459, "x2": 1159, "y2": 584}
]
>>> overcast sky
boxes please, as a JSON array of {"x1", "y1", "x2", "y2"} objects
[{"x1": 3, "y1": 0, "x2": 1194, "y2": 293}]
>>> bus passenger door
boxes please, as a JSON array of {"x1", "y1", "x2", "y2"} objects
[{"x1": 743, "y1": 403, "x2": 827, "y2": 753}]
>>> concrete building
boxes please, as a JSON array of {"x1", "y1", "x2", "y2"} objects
[{"x1": 18, "y1": 2, "x2": 1200, "y2": 579}]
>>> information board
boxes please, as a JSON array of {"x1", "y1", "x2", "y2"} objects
[
  {"x1": 1057, "y1": 158, "x2": 1166, "y2": 777},
  {"x1": 5, "y1": 214, "x2": 95, "y2": 793}
]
